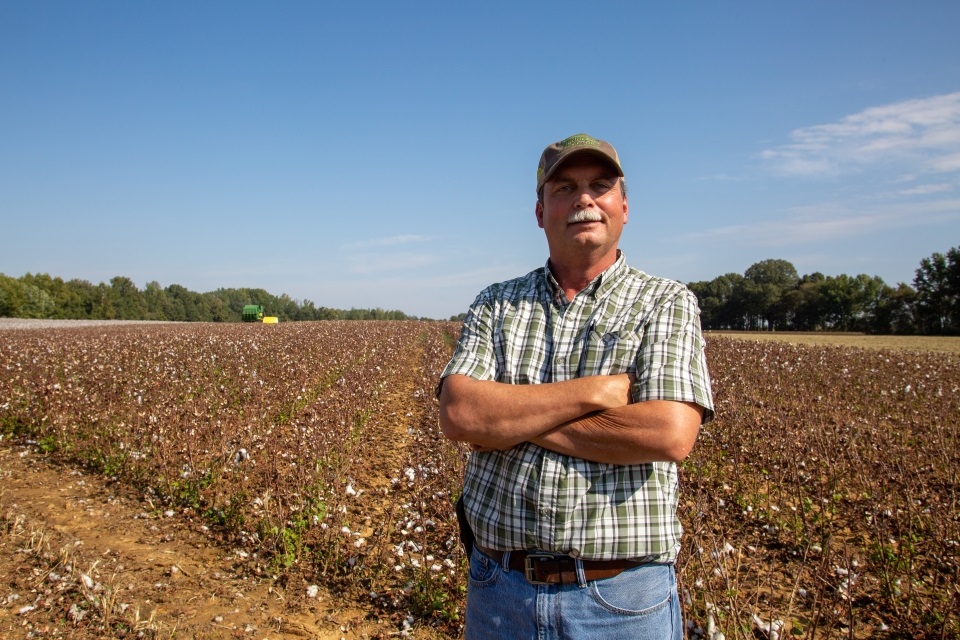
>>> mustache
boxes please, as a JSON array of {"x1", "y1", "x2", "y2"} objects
[{"x1": 567, "y1": 209, "x2": 603, "y2": 224}]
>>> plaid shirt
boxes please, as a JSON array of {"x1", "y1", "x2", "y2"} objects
[{"x1": 441, "y1": 254, "x2": 714, "y2": 562}]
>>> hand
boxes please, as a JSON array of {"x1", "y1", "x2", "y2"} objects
[{"x1": 599, "y1": 373, "x2": 635, "y2": 409}]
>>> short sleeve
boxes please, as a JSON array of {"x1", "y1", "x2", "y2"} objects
[
  {"x1": 437, "y1": 291, "x2": 498, "y2": 394},
  {"x1": 633, "y1": 288, "x2": 714, "y2": 422}
]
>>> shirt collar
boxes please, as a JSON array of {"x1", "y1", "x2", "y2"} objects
[{"x1": 543, "y1": 251, "x2": 628, "y2": 304}]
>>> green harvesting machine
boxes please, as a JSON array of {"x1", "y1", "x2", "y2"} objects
[{"x1": 242, "y1": 305, "x2": 264, "y2": 322}]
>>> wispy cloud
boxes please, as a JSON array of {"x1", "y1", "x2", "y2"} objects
[
  {"x1": 929, "y1": 153, "x2": 960, "y2": 173},
  {"x1": 897, "y1": 182, "x2": 955, "y2": 196},
  {"x1": 761, "y1": 92, "x2": 960, "y2": 178},
  {"x1": 684, "y1": 198, "x2": 960, "y2": 247},
  {"x1": 345, "y1": 251, "x2": 439, "y2": 274},
  {"x1": 342, "y1": 234, "x2": 430, "y2": 250},
  {"x1": 697, "y1": 173, "x2": 747, "y2": 182}
]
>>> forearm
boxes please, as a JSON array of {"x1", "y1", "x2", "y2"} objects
[
  {"x1": 530, "y1": 401, "x2": 704, "y2": 465},
  {"x1": 438, "y1": 373, "x2": 632, "y2": 449}
]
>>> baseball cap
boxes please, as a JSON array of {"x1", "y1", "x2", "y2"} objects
[{"x1": 536, "y1": 133, "x2": 623, "y2": 194}]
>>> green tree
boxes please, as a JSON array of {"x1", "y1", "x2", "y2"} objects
[
  {"x1": 108, "y1": 276, "x2": 147, "y2": 320},
  {"x1": 274, "y1": 293, "x2": 299, "y2": 321},
  {"x1": 163, "y1": 284, "x2": 192, "y2": 321},
  {"x1": 296, "y1": 299, "x2": 318, "y2": 321},
  {"x1": 786, "y1": 272, "x2": 825, "y2": 330},
  {"x1": 871, "y1": 283, "x2": 917, "y2": 334},
  {"x1": 820, "y1": 275, "x2": 857, "y2": 330},
  {"x1": 0, "y1": 274, "x2": 25, "y2": 316},
  {"x1": 816, "y1": 274, "x2": 885, "y2": 331},
  {"x1": 143, "y1": 281, "x2": 169, "y2": 320},
  {"x1": 316, "y1": 306, "x2": 342, "y2": 320},
  {"x1": 742, "y1": 259, "x2": 800, "y2": 330},
  {"x1": 64, "y1": 279, "x2": 100, "y2": 318},
  {"x1": 204, "y1": 294, "x2": 230, "y2": 322},
  {"x1": 913, "y1": 250, "x2": 957, "y2": 334},
  {"x1": 850, "y1": 274, "x2": 887, "y2": 332},
  {"x1": 21, "y1": 284, "x2": 56, "y2": 318},
  {"x1": 14, "y1": 273, "x2": 76, "y2": 318},
  {"x1": 688, "y1": 273, "x2": 745, "y2": 330}
]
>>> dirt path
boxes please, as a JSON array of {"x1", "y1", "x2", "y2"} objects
[
  {"x1": 0, "y1": 444, "x2": 407, "y2": 639},
  {"x1": 0, "y1": 333, "x2": 446, "y2": 639}
]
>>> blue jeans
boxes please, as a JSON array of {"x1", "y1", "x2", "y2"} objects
[{"x1": 464, "y1": 547, "x2": 682, "y2": 640}]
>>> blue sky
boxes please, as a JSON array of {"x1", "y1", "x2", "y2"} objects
[{"x1": 2, "y1": 2, "x2": 959, "y2": 319}]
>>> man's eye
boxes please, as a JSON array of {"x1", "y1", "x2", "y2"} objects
[{"x1": 592, "y1": 182, "x2": 613, "y2": 192}]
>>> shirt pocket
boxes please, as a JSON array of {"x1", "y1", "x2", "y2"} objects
[{"x1": 579, "y1": 328, "x2": 643, "y2": 377}]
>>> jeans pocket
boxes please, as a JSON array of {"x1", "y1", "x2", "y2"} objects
[
  {"x1": 589, "y1": 563, "x2": 674, "y2": 615},
  {"x1": 468, "y1": 547, "x2": 502, "y2": 587}
]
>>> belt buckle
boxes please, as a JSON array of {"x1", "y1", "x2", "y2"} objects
[{"x1": 524, "y1": 553, "x2": 558, "y2": 585}]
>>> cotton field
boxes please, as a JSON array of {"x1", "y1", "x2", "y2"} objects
[{"x1": 1, "y1": 322, "x2": 957, "y2": 638}]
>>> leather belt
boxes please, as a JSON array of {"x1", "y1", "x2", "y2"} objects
[{"x1": 477, "y1": 546, "x2": 648, "y2": 585}]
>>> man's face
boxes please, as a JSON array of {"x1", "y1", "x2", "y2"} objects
[{"x1": 536, "y1": 155, "x2": 628, "y2": 266}]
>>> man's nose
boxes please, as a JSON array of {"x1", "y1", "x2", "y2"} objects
[{"x1": 575, "y1": 191, "x2": 594, "y2": 208}]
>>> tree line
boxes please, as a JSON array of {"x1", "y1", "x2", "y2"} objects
[
  {"x1": 3, "y1": 245, "x2": 958, "y2": 332},
  {"x1": 688, "y1": 246, "x2": 960, "y2": 335},
  {"x1": 0, "y1": 274, "x2": 415, "y2": 322}
]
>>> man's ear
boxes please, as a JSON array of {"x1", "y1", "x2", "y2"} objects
[
  {"x1": 622, "y1": 198, "x2": 628, "y2": 225},
  {"x1": 535, "y1": 200, "x2": 545, "y2": 229}
]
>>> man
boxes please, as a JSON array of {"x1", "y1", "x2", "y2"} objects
[{"x1": 438, "y1": 133, "x2": 714, "y2": 639}]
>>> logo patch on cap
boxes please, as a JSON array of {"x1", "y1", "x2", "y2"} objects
[{"x1": 560, "y1": 134, "x2": 602, "y2": 150}]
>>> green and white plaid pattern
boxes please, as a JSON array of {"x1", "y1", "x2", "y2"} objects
[{"x1": 442, "y1": 254, "x2": 714, "y2": 562}]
